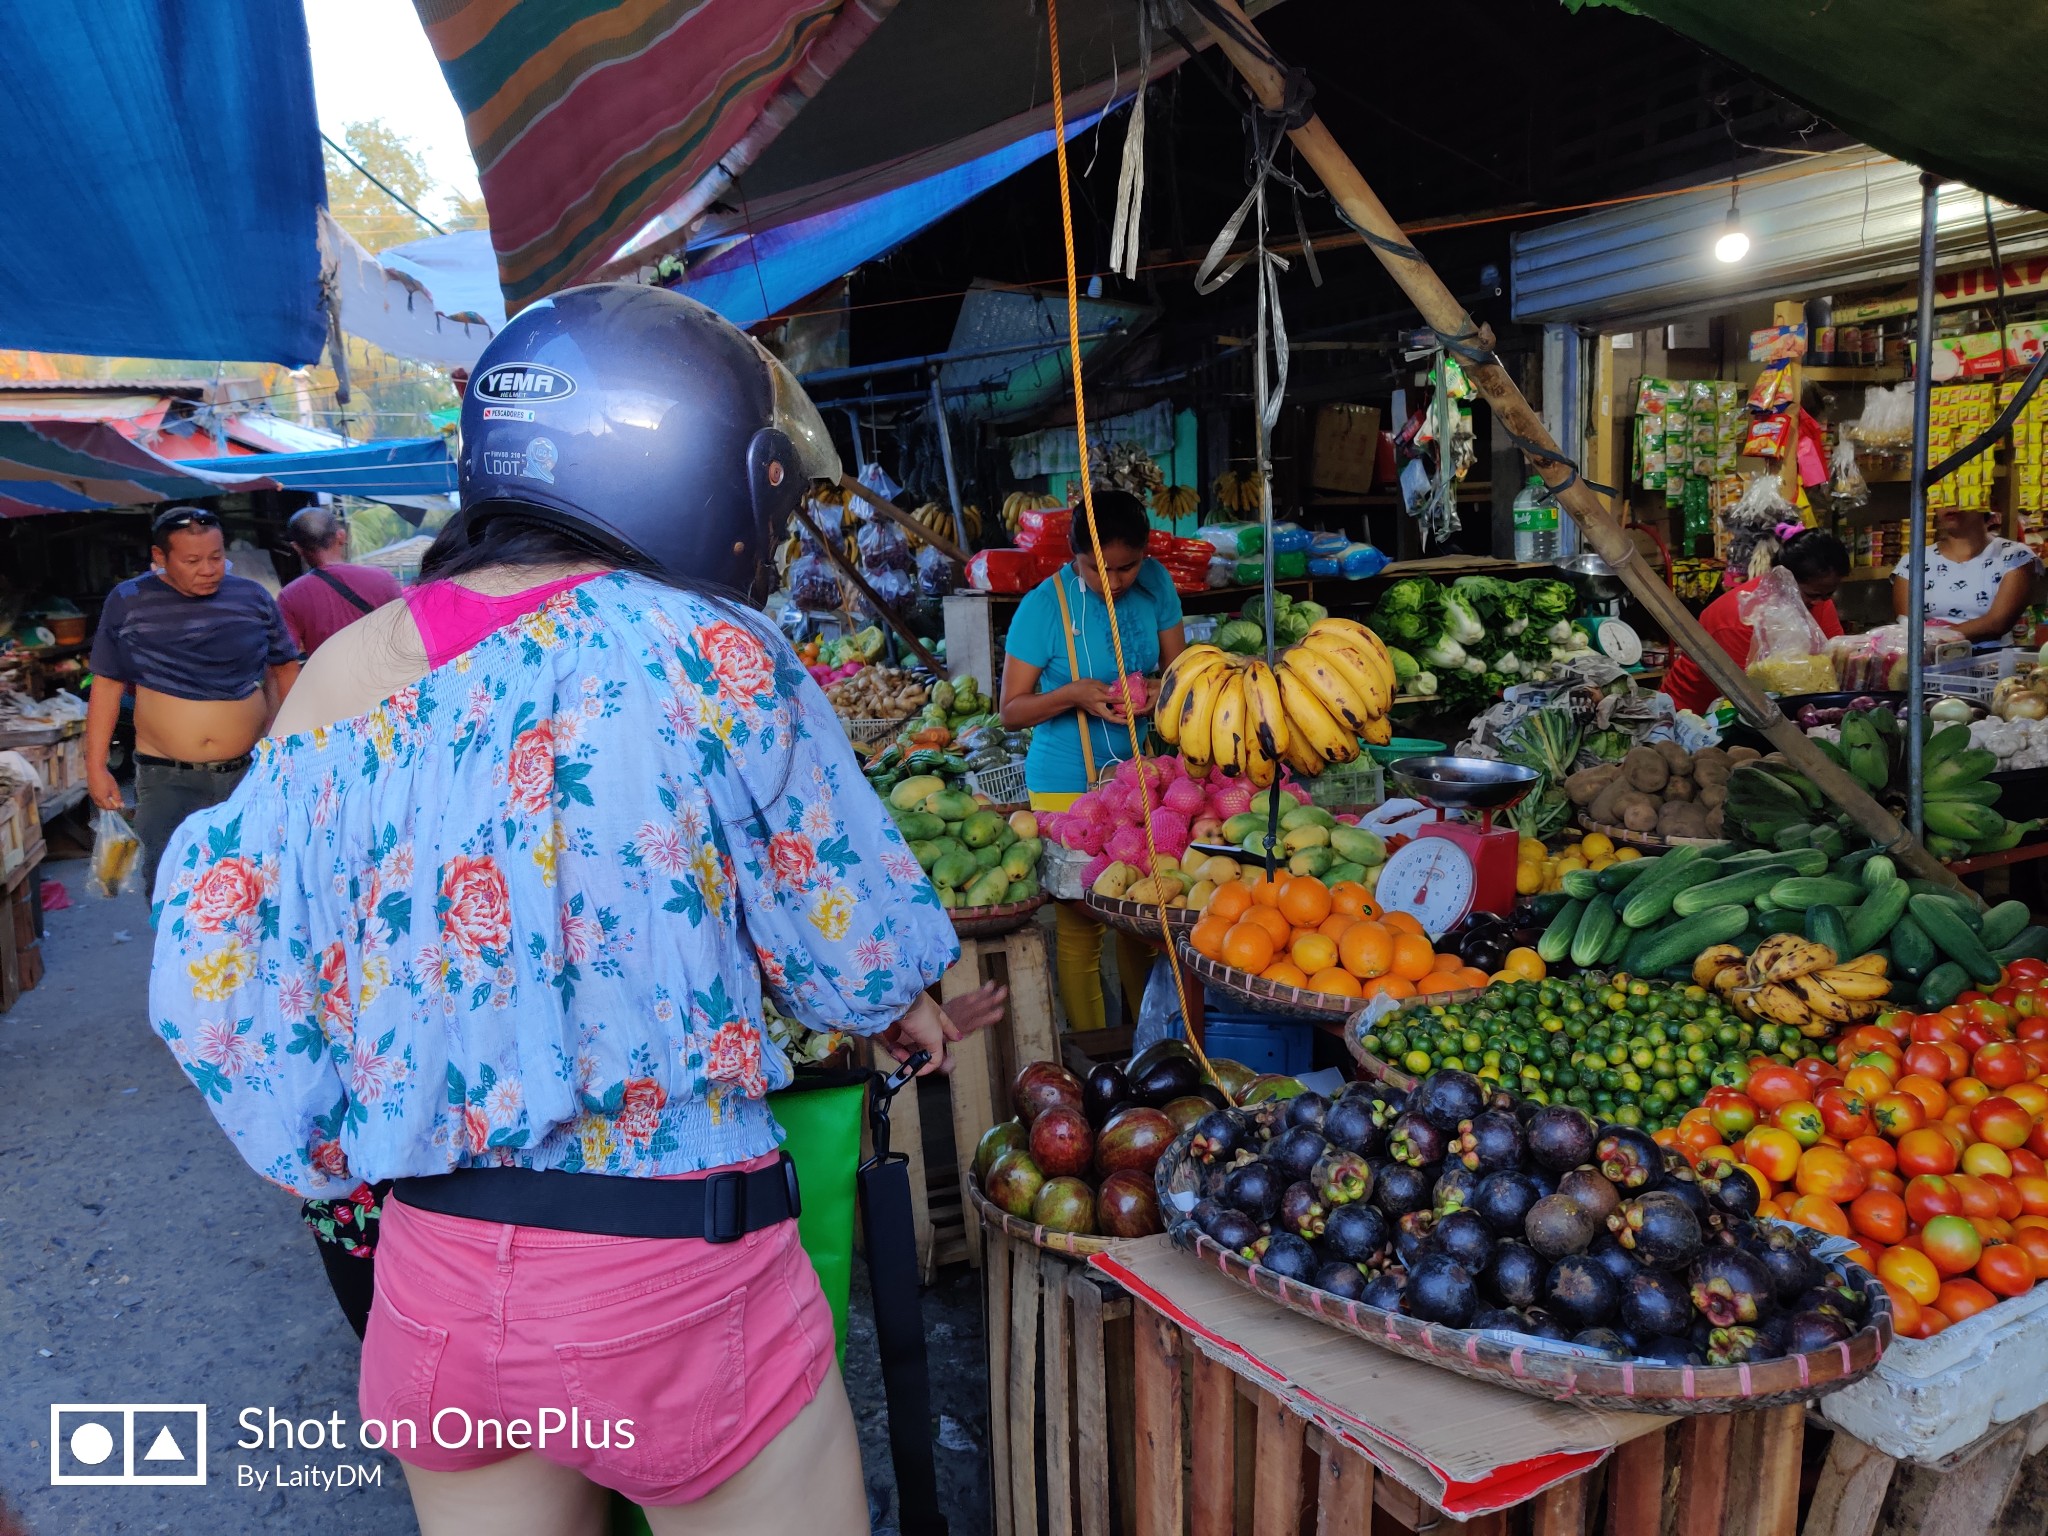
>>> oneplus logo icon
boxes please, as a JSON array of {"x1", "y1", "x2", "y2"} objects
[{"x1": 50, "y1": 1404, "x2": 207, "y2": 1485}]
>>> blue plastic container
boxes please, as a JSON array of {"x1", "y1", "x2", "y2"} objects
[{"x1": 1201, "y1": 1009, "x2": 1314, "y2": 1076}]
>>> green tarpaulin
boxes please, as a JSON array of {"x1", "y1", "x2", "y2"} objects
[{"x1": 1608, "y1": 0, "x2": 2048, "y2": 212}]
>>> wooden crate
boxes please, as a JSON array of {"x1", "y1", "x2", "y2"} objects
[
  {"x1": 1126, "y1": 1305, "x2": 1813, "y2": 1536},
  {"x1": 863, "y1": 919, "x2": 1059, "y2": 1278},
  {"x1": 0, "y1": 780, "x2": 39, "y2": 880},
  {"x1": 1, "y1": 857, "x2": 44, "y2": 1013},
  {"x1": 982, "y1": 1215, "x2": 1138, "y2": 1536}
]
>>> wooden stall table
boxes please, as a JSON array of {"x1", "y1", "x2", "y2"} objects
[{"x1": 1087, "y1": 1234, "x2": 1821, "y2": 1536}]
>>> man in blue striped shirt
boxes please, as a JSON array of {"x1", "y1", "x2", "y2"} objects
[{"x1": 85, "y1": 506, "x2": 300, "y2": 893}]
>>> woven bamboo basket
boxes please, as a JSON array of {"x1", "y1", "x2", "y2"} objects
[
  {"x1": 1083, "y1": 894, "x2": 1198, "y2": 940},
  {"x1": 951, "y1": 894, "x2": 1050, "y2": 938},
  {"x1": 968, "y1": 1177, "x2": 1122, "y2": 1258},
  {"x1": 1574, "y1": 816, "x2": 1721, "y2": 851},
  {"x1": 1176, "y1": 939, "x2": 1368, "y2": 1025},
  {"x1": 1155, "y1": 1124, "x2": 1891, "y2": 1413}
]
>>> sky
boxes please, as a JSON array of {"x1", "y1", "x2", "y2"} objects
[{"x1": 303, "y1": 0, "x2": 481, "y2": 205}]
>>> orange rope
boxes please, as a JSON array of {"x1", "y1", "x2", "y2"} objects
[{"x1": 1046, "y1": 0, "x2": 1224, "y2": 1100}]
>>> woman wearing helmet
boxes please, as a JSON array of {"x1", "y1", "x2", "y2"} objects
[{"x1": 148, "y1": 285, "x2": 1001, "y2": 1532}]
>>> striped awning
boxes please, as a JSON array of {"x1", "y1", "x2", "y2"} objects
[
  {"x1": 416, "y1": 0, "x2": 1288, "y2": 310},
  {"x1": 0, "y1": 420, "x2": 454, "y2": 518}
]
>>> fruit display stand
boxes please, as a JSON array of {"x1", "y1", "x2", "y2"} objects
[
  {"x1": 972, "y1": 1182, "x2": 1140, "y2": 1536},
  {"x1": 864, "y1": 919, "x2": 1060, "y2": 1276},
  {"x1": 1090, "y1": 1233, "x2": 1826, "y2": 1536}
]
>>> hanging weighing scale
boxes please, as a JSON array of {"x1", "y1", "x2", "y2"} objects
[{"x1": 1375, "y1": 757, "x2": 1540, "y2": 937}]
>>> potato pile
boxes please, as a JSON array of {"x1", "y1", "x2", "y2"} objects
[{"x1": 1564, "y1": 742, "x2": 1761, "y2": 841}]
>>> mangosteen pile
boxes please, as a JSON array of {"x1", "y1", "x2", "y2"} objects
[
  {"x1": 978, "y1": 1040, "x2": 1303, "y2": 1238},
  {"x1": 1184, "y1": 1068, "x2": 1871, "y2": 1367}
]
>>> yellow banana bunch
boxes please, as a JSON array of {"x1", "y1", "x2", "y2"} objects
[
  {"x1": 1212, "y1": 470, "x2": 1268, "y2": 515},
  {"x1": 1698, "y1": 936, "x2": 1891, "y2": 1036},
  {"x1": 1151, "y1": 621, "x2": 1398, "y2": 782},
  {"x1": 1151, "y1": 484, "x2": 1200, "y2": 519}
]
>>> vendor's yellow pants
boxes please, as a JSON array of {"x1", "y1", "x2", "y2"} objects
[{"x1": 1032, "y1": 792, "x2": 1154, "y2": 1033}]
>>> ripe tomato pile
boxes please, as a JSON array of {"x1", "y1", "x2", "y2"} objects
[{"x1": 1662, "y1": 958, "x2": 2048, "y2": 1340}]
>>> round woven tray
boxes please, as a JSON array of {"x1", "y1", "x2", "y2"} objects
[
  {"x1": 1575, "y1": 816, "x2": 1721, "y2": 851},
  {"x1": 1154, "y1": 1125, "x2": 1892, "y2": 1413},
  {"x1": 967, "y1": 1177, "x2": 1119, "y2": 1258},
  {"x1": 950, "y1": 894, "x2": 1049, "y2": 937},
  {"x1": 1347, "y1": 976, "x2": 1606, "y2": 1090},
  {"x1": 1084, "y1": 894, "x2": 1198, "y2": 940},
  {"x1": 1176, "y1": 938, "x2": 1368, "y2": 1024}
]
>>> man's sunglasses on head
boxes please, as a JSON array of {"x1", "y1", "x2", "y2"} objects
[{"x1": 151, "y1": 507, "x2": 221, "y2": 537}]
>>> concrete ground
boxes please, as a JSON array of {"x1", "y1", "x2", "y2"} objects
[{"x1": 0, "y1": 878, "x2": 988, "y2": 1535}]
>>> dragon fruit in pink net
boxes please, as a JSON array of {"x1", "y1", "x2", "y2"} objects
[
  {"x1": 1161, "y1": 777, "x2": 1205, "y2": 817},
  {"x1": 1208, "y1": 782, "x2": 1253, "y2": 819},
  {"x1": 1105, "y1": 825, "x2": 1150, "y2": 868}
]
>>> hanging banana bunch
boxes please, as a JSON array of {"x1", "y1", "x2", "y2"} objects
[
  {"x1": 900, "y1": 501, "x2": 985, "y2": 549},
  {"x1": 1210, "y1": 469, "x2": 1267, "y2": 516},
  {"x1": 1154, "y1": 618, "x2": 1399, "y2": 783},
  {"x1": 1150, "y1": 484, "x2": 1200, "y2": 519}
]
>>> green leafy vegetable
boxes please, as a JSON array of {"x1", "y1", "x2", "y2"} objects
[
  {"x1": 1384, "y1": 645, "x2": 1420, "y2": 684},
  {"x1": 1367, "y1": 579, "x2": 1449, "y2": 647},
  {"x1": 1519, "y1": 579, "x2": 1578, "y2": 625}
]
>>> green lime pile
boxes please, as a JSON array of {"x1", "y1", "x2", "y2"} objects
[{"x1": 1356, "y1": 975, "x2": 1829, "y2": 1131}]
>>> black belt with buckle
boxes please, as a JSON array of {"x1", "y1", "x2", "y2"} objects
[
  {"x1": 135, "y1": 753, "x2": 253, "y2": 773},
  {"x1": 392, "y1": 1153, "x2": 802, "y2": 1242}
]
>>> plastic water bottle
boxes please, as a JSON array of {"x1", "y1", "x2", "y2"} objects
[{"x1": 1512, "y1": 475, "x2": 1559, "y2": 563}]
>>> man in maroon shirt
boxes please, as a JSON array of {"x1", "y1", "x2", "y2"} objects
[{"x1": 275, "y1": 506, "x2": 402, "y2": 657}]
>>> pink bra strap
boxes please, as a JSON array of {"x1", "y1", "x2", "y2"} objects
[{"x1": 405, "y1": 573, "x2": 597, "y2": 668}]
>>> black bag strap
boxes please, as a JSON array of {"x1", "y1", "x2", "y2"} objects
[
  {"x1": 310, "y1": 566, "x2": 376, "y2": 614},
  {"x1": 859, "y1": 1054, "x2": 948, "y2": 1536}
]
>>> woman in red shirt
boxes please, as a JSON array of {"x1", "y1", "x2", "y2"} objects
[{"x1": 1663, "y1": 529, "x2": 1850, "y2": 715}]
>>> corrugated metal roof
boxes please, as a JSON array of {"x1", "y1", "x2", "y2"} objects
[{"x1": 1511, "y1": 148, "x2": 2048, "y2": 329}]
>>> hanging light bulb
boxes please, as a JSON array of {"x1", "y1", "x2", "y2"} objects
[{"x1": 1714, "y1": 182, "x2": 1749, "y2": 264}]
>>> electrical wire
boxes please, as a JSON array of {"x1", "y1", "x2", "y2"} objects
[
  {"x1": 1045, "y1": 0, "x2": 1221, "y2": 1098},
  {"x1": 322, "y1": 131, "x2": 448, "y2": 236}
]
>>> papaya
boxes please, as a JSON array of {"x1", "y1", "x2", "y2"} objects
[
  {"x1": 965, "y1": 868, "x2": 1012, "y2": 907},
  {"x1": 925, "y1": 790, "x2": 980, "y2": 823},
  {"x1": 1002, "y1": 843, "x2": 1039, "y2": 881},
  {"x1": 960, "y1": 810, "x2": 1008, "y2": 849},
  {"x1": 894, "y1": 811, "x2": 946, "y2": 842},
  {"x1": 888, "y1": 775, "x2": 946, "y2": 811}
]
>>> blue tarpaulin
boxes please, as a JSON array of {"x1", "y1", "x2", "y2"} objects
[
  {"x1": 673, "y1": 108, "x2": 1106, "y2": 329},
  {"x1": 0, "y1": 1, "x2": 328, "y2": 365},
  {"x1": 0, "y1": 421, "x2": 453, "y2": 518},
  {"x1": 185, "y1": 438, "x2": 456, "y2": 500}
]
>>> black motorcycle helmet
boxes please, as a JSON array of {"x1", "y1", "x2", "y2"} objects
[{"x1": 454, "y1": 283, "x2": 840, "y2": 596}]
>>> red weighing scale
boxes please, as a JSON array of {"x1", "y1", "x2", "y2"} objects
[{"x1": 1375, "y1": 756, "x2": 1541, "y2": 938}]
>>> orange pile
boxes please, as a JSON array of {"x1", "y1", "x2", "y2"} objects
[{"x1": 1188, "y1": 874, "x2": 1488, "y2": 1001}]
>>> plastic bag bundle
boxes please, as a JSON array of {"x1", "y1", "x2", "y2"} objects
[
  {"x1": 1825, "y1": 622, "x2": 1971, "y2": 693},
  {"x1": 1739, "y1": 567, "x2": 1835, "y2": 695},
  {"x1": 787, "y1": 534, "x2": 844, "y2": 610},
  {"x1": 914, "y1": 543, "x2": 958, "y2": 600},
  {"x1": 1851, "y1": 384, "x2": 1916, "y2": 449},
  {"x1": 854, "y1": 516, "x2": 915, "y2": 577},
  {"x1": 89, "y1": 809, "x2": 143, "y2": 899},
  {"x1": 1721, "y1": 474, "x2": 1797, "y2": 582},
  {"x1": 1829, "y1": 440, "x2": 1869, "y2": 510}
]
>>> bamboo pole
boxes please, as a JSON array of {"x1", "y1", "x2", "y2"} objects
[
  {"x1": 791, "y1": 505, "x2": 945, "y2": 674},
  {"x1": 1194, "y1": 0, "x2": 1969, "y2": 895}
]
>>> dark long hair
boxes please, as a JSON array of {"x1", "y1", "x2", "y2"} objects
[{"x1": 420, "y1": 508, "x2": 797, "y2": 792}]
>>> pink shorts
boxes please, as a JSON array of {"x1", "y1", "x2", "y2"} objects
[{"x1": 360, "y1": 1158, "x2": 835, "y2": 1505}]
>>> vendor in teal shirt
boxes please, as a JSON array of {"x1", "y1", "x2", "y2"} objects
[{"x1": 1000, "y1": 489, "x2": 1186, "y2": 1031}]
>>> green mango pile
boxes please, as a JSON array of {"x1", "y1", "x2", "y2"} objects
[{"x1": 887, "y1": 776, "x2": 1044, "y2": 909}]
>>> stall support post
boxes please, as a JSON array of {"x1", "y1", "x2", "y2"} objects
[
  {"x1": 1906, "y1": 172, "x2": 1942, "y2": 841},
  {"x1": 1189, "y1": 0, "x2": 1972, "y2": 896},
  {"x1": 929, "y1": 371, "x2": 972, "y2": 555}
]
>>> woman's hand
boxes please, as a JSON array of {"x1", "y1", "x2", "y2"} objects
[
  {"x1": 941, "y1": 980, "x2": 1009, "y2": 1039},
  {"x1": 877, "y1": 994, "x2": 955, "y2": 1076},
  {"x1": 1066, "y1": 679, "x2": 1131, "y2": 722}
]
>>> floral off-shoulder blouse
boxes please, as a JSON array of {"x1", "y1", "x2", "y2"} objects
[{"x1": 149, "y1": 572, "x2": 959, "y2": 1200}]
